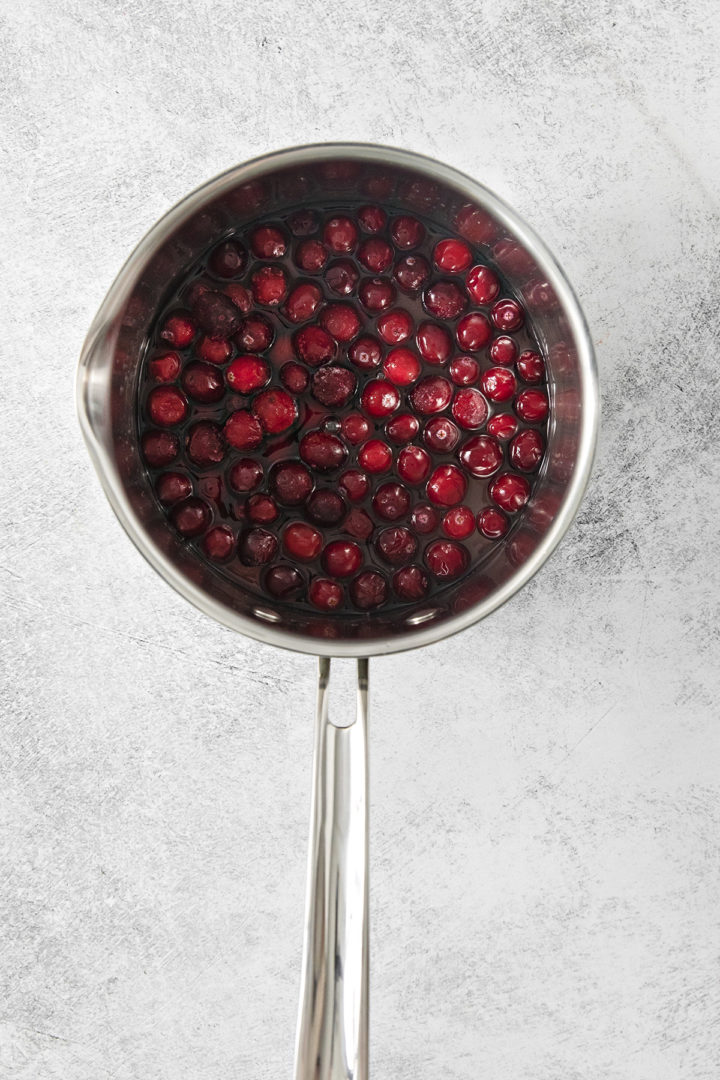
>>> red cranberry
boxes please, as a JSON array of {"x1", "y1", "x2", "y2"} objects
[
  {"x1": 357, "y1": 205, "x2": 387, "y2": 233},
  {"x1": 377, "y1": 527, "x2": 417, "y2": 564},
  {"x1": 209, "y1": 240, "x2": 247, "y2": 278},
  {"x1": 339, "y1": 469, "x2": 369, "y2": 502},
  {"x1": 172, "y1": 497, "x2": 210, "y2": 537},
  {"x1": 306, "y1": 489, "x2": 346, "y2": 525},
  {"x1": 489, "y1": 472, "x2": 531, "y2": 512},
  {"x1": 394, "y1": 254, "x2": 431, "y2": 293},
  {"x1": 250, "y1": 225, "x2": 287, "y2": 258},
  {"x1": 196, "y1": 336, "x2": 232, "y2": 364},
  {"x1": 458, "y1": 434, "x2": 503, "y2": 477},
  {"x1": 180, "y1": 362, "x2": 224, "y2": 403},
  {"x1": 187, "y1": 421, "x2": 225, "y2": 466},
  {"x1": 348, "y1": 335, "x2": 382, "y2": 370},
  {"x1": 295, "y1": 239, "x2": 329, "y2": 272},
  {"x1": 265, "y1": 564, "x2": 305, "y2": 600},
  {"x1": 487, "y1": 414, "x2": 518, "y2": 440},
  {"x1": 358, "y1": 439, "x2": 392, "y2": 474},
  {"x1": 224, "y1": 410, "x2": 263, "y2": 450},
  {"x1": 288, "y1": 209, "x2": 319, "y2": 236},
  {"x1": 442, "y1": 506, "x2": 475, "y2": 539},
  {"x1": 193, "y1": 292, "x2": 242, "y2": 338},
  {"x1": 156, "y1": 472, "x2": 192, "y2": 504},
  {"x1": 269, "y1": 461, "x2": 313, "y2": 505},
  {"x1": 247, "y1": 493, "x2": 278, "y2": 524},
  {"x1": 361, "y1": 379, "x2": 400, "y2": 418},
  {"x1": 358, "y1": 277, "x2": 397, "y2": 312},
  {"x1": 341, "y1": 413, "x2": 370, "y2": 445},
  {"x1": 416, "y1": 322, "x2": 452, "y2": 364},
  {"x1": 386, "y1": 413, "x2": 419, "y2": 443},
  {"x1": 424, "y1": 280, "x2": 467, "y2": 320},
  {"x1": 228, "y1": 458, "x2": 264, "y2": 493},
  {"x1": 434, "y1": 239, "x2": 472, "y2": 273},
  {"x1": 142, "y1": 430, "x2": 179, "y2": 467},
  {"x1": 320, "y1": 303, "x2": 361, "y2": 342},
  {"x1": 449, "y1": 356, "x2": 480, "y2": 386},
  {"x1": 456, "y1": 312, "x2": 492, "y2": 351},
  {"x1": 383, "y1": 348, "x2": 421, "y2": 386},
  {"x1": 344, "y1": 508, "x2": 374, "y2": 540},
  {"x1": 149, "y1": 351, "x2": 181, "y2": 382},
  {"x1": 283, "y1": 522, "x2": 322, "y2": 561},
  {"x1": 466, "y1": 264, "x2": 500, "y2": 305},
  {"x1": 239, "y1": 527, "x2": 278, "y2": 565},
  {"x1": 300, "y1": 430, "x2": 347, "y2": 471},
  {"x1": 483, "y1": 367, "x2": 518, "y2": 402},
  {"x1": 312, "y1": 366, "x2": 357, "y2": 407},
  {"x1": 294, "y1": 325, "x2": 335, "y2": 367},
  {"x1": 202, "y1": 525, "x2": 235, "y2": 560},
  {"x1": 223, "y1": 355, "x2": 268, "y2": 396},
  {"x1": 427, "y1": 464, "x2": 467, "y2": 506},
  {"x1": 358, "y1": 238, "x2": 393, "y2": 273},
  {"x1": 451, "y1": 388, "x2": 488, "y2": 430},
  {"x1": 455, "y1": 204, "x2": 496, "y2": 244},
  {"x1": 410, "y1": 376, "x2": 452, "y2": 415},
  {"x1": 160, "y1": 312, "x2": 196, "y2": 348},
  {"x1": 322, "y1": 540, "x2": 363, "y2": 577},
  {"x1": 373, "y1": 482, "x2": 411, "y2": 520},
  {"x1": 409, "y1": 503, "x2": 437, "y2": 534},
  {"x1": 285, "y1": 282, "x2": 323, "y2": 323},
  {"x1": 491, "y1": 298, "x2": 524, "y2": 331},
  {"x1": 390, "y1": 216, "x2": 425, "y2": 250},
  {"x1": 326, "y1": 259, "x2": 360, "y2": 296},
  {"x1": 477, "y1": 507, "x2": 509, "y2": 539},
  {"x1": 510, "y1": 429, "x2": 544, "y2": 471},
  {"x1": 393, "y1": 564, "x2": 429, "y2": 600},
  {"x1": 350, "y1": 570, "x2": 388, "y2": 610},
  {"x1": 517, "y1": 350, "x2": 545, "y2": 383},
  {"x1": 251, "y1": 266, "x2": 287, "y2": 306},
  {"x1": 515, "y1": 388, "x2": 549, "y2": 423},
  {"x1": 323, "y1": 217, "x2": 358, "y2": 253},
  {"x1": 222, "y1": 283, "x2": 253, "y2": 313},
  {"x1": 424, "y1": 539, "x2": 469, "y2": 579},
  {"x1": 377, "y1": 309, "x2": 414, "y2": 345},
  {"x1": 489, "y1": 336, "x2": 518, "y2": 365},
  {"x1": 397, "y1": 446, "x2": 431, "y2": 485},
  {"x1": 235, "y1": 315, "x2": 274, "y2": 353},
  {"x1": 281, "y1": 361, "x2": 310, "y2": 393},
  {"x1": 253, "y1": 388, "x2": 297, "y2": 434},
  {"x1": 147, "y1": 385, "x2": 188, "y2": 429},
  {"x1": 423, "y1": 417, "x2": 460, "y2": 453},
  {"x1": 309, "y1": 578, "x2": 344, "y2": 610}
]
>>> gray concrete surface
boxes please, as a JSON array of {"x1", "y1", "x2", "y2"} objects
[{"x1": 1, "y1": 1, "x2": 719, "y2": 1078}]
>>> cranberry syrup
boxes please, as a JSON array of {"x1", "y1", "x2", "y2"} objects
[{"x1": 137, "y1": 204, "x2": 549, "y2": 613}]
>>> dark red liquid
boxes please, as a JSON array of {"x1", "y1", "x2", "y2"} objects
[{"x1": 136, "y1": 203, "x2": 548, "y2": 613}]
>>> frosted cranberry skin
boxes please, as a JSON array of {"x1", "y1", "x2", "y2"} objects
[
  {"x1": 348, "y1": 335, "x2": 382, "y2": 370},
  {"x1": 377, "y1": 527, "x2": 417, "y2": 565},
  {"x1": 270, "y1": 461, "x2": 314, "y2": 505},
  {"x1": 358, "y1": 440, "x2": 392, "y2": 474},
  {"x1": 361, "y1": 379, "x2": 400, "y2": 418},
  {"x1": 510, "y1": 429, "x2": 545, "y2": 472},
  {"x1": 341, "y1": 413, "x2": 370, "y2": 445},
  {"x1": 247, "y1": 494, "x2": 279, "y2": 524},
  {"x1": 383, "y1": 348, "x2": 421, "y2": 386},
  {"x1": 394, "y1": 254, "x2": 431, "y2": 293},
  {"x1": 196, "y1": 336, "x2": 232, "y2": 365},
  {"x1": 397, "y1": 446, "x2": 431, "y2": 485},
  {"x1": 340, "y1": 469, "x2": 370, "y2": 502},
  {"x1": 410, "y1": 503, "x2": 439, "y2": 534},
  {"x1": 350, "y1": 570, "x2": 388, "y2": 610},
  {"x1": 423, "y1": 417, "x2": 460, "y2": 453},
  {"x1": 450, "y1": 356, "x2": 480, "y2": 386},
  {"x1": 209, "y1": 240, "x2": 247, "y2": 278},
  {"x1": 458, "y1": 434, "x2": 503, "y2": 477},
  {"x1": 424, "y1": 540, "x2": 469, "y2": 580},
  {"x1": 452, "y1": 388, "x2": 489, "y2": 430},
  {"x1": 515, "y1": 388, "x2": 549, "y2": 423},
  {"x1": 489, "y1": 336, "x2": 518, "y2": 365},
  {"x1": 481, "y1": 367, "x2": 517, "y2": 402},
  {"x1": 320, "y1": 303, "x2": 361, "y2": 342},
  {"x1": 283, "y1": 522, "x2": 323, "y2": 561},
  {"x1": 228, "y1": 458, "x2": 264, "y2": 493},
  {"x1": 323, "y1": 216, "x2": 359, "y2": 253},
  {"x1": 224, "y1": 410, "x2": 263, "y2": 450},
  {"x1": 149, "y1": 351, "x2": 181, "y2": 382},
  {"x1": 172, "y1": 498, "x2": 210, "y2": 537},
  {"x1": 265, "y1": 565, "x2": 304, "y2": 600},
  {"x1": 142, "y1": 430, "x2": 179, "y2": 467},
  {"x1": 427, "y1": 464, "x2": 467, "y2": 506},
  {"x1": 393, "y1": 564, "x2": 429, "y2": 600},
  {"x1": 295, "y1": 239, "x2": 329, "y2": 272},
  {"x1": 487, "y1": 414, "x2": 518, "y2": 440},
  {"x1": 300, "y1": 430, "x2": 347, "y2": 471},
  {"x1": 489, "y1": 472, "x2": 531, "y2": 512},
  {"x1": 390, "y1": 216, "x2": 425, "y2": 250},
  {"x1": 147, "y1": 386, "x2": 187, "y2": 427},
  {"x1": 187, "y1": 421, "x2": 225, "y2": 466},
  {"x1": 322, "y1": 540, "x2": 363, "y2": 578},
  {"x1": 477, "y1": 507, "x2": 509, "y2": 539},
  {"x1": 160, "y1": 312, "x2": 196, "y2": 348},
  {"x1": 309, "y1": 578, "x2": 344, "y2": 610},
  {"x1": 226, "y1": 355, "x2": 270, "y2": 395},
  {"x1": 456, "y1": 312, "x2": 492, "y2": 352},
  {"x1": 281, "y1": 361, "x2": 310, "y2": 394},
  {"x1": 312, "y1": 366, "x2": 357, "y2": 408},
  {"x1": 466, "y1": 264, "x2": 500, "y2": 305},
  {"x1": 424, "y1": 281, "x2": 467, "y2": 320},
  {"x1": 250, "y1": 225, "x2": 287, "y2": 259},
  {"x1": 236, "y1": 315, "x2": 274, "y2": 353},
  {"x1": 386, "y1": 413, "x2": 419, "y2": 444},
  {"x1": 416, "y1": 322, "x2": 452, "y2": 365},
  {"x1": 517, "y1": 350, "x2": 545, "y2": 383},
  {"x1": 239, "y1": 527, "x2": 278, "y2": 565},
  {"x1": 194, "y1": 292, "x2": 242, "y2": 338},
  {"x1": 202, "y1": 525, "x2": 235, "y2": 561},
  {"x1": 491, "y1": 298, "x2": 524, "y2": 331},
  {"x1": 434, "y1": 239, "x2": 472, "y2": 273},
  {"x1": 357, "y1": 205, "x2": 387, "y2": 233},
  {"x1": 373, "y1": 482, "x2": 411, "y2": 520},
  {"x1": 344, "y1": 508, "x2": 374, "y2": 541},
  {"x1": 410, "y1": 376, "x2": 452, "y2": 415},
  {"x1": 377, "y1": 309, "x2": 414, "y2": 345},
  {"x1": 326, "y1": 259, "x2": 359, "y2": 296},
  {"x1": 442, "y1": 506, "x2": 475, "y2": 539},
  {"x1": 358, "y1": 277, "x2": 396, "y2": 312},
  {"x1": 306, "y1": 490, "x2": 346, "y2": 525},
  {"x1": 358, "y1": 238, "x2": 393, "y2": 273},
  {"x1": 294, "y1": 325, "x2": 335, "y2": 367},
  {"x1": 285, "y1": 282, "x2": 323, "y2": 323},
  {"x1": 156, "y1": 472, "x2": 192, "y2": 504},
  {"x1": 252, "y1": 266, "x2": 288, "y2": 306},
  {"x1": 253, "y1": 388, "x2": 297, "y2": 434}
]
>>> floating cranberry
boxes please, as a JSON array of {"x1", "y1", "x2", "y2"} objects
[
  {"x1": 156, "y1": 472, "x2": 192, "y2": 504},
  {"x1": 361, "y1": 379, "x2": 400, "y2": 418},
  {"x1": 247, "y1": 493, "x2": 278, "y2": 524},
  {"x1": 193, "y1": 292, "x2": 242, "y2": 338},
  {"x1": 180, "y1": 362, "x2": 224, "y2": 403},
  {"x1": 172, "y1": 497, "x2": 210, "y2": 537},
  {"x1": 149, "y1": 351, "x2": 181, "y2": 382},
  {"x1": 288, "y1": 209, "x2": 319, "y2": 236},
  {"x1": 477, "y1": 507, "x2": 509, "y2": 539},
  {"x1": 341, "y1": 413, "x2": 370, "y2": 445},
  {"x1": 142, "y1": 430, "x2": 179, "y2": 467},
  {"x1": 294, "y1": 325, "x2": 335, "y2": 367},
  {"x1": 300, "y1": 430, "x2": 347, "y2": 471},
  {"x1": 423, "y1": 417, "x2": 460, "y2": 453},
  {"x1": 279, "y1": 362, "x2": 308, "y2": 394},
  {"x1": 386, "y1": 413, "x2": 419, "y2": 443},
  {"x1": 309, "y1": 578, "x2": 344, "y2": 610},
  {"x1": 295, "y1": 239, "x2": 329, "y2": 272},
  {"x1": 394, "y1": 254, "x2": 431, "y2": 293},
  {"x1": 235, "y1": 315, "x2": 274, "y2": 353},
  {"x1": 424, "y1": 280, "x2": 467, "y2": 320},
  {"x1": 250, "y1": 225, "x2": 287, "y2": 259},
  {"x1": 285, "y1": 282, "x2": 323, "y2": 323},
  {"x1": 393, "y1": 565, "x2": 429, "y2": 600},
  {"x1": 348, "y1": 335, "x2": 382, "y2": 370},
  {"x1": 515, "y1": 388, "x2": 549, "y2": 423},
  {"x1": 358, "y1": 439, "x2": 392, "y2": 474},
  {"x1": 253, "y1": 388, "x2": 297, "y2": 434},
  {"x1": 358, "y1": 277, "x2": 396, "y2": 312},
  {"x1": 283, "y1": 522, "x2": 322, "y2": 561},
  {"x1": 306, "y1": 489, "x2": 346, "y2": 525},
  {"x1": 224, "y1": 410, "x2": 263, "y2": 450},
  {"x1": 377, "y1": 527, "x2": 417, "y2": 564},
  {"x1": 222, "y1": 283, "x2": 253, "y2": 313},
  {"x1": 424, "y1": 539, "x2": 469, "y2": 579},
  {"x1": 160, "y1": 312, "x2": 196, "y2": 348},
  {"x1": 268, "y1": 461, "x2": 312, "y2": 505},
  {"x1": 339, "y1": 469, "x2": 369, "y2": 502},
  {"x1": 489, "y1": 336, "x2": 518, "y2": 366},
  {"x1": 196, "y1": 336, "x2": 232, "y2": 364},
  {"x1": 510, "y1": 429, "x2": 544, "y2": 472},
  {"x1": 358, "y1": 238, "x2": 393, "y2": 273},
  {"x1": 489, "y1": 472, "x2": 531, "y2": 512},
  {"x1": 373, "y1": 482, "x2": 411, "y2": 520},
  {"x1": 449, "y1": 356, "x2": 480, "y2": 386},
  {"x1": 320, "y1": 303, "x2": 361, "y2": 342},
  {"x1": 416, "y1": 322, "x2": 452, "y2": 364},
  {"x1": 354, "y1": 203, "x2": 385, "y2": 232},
  {"x1": 456, "y1": 312, "x2": 492, "y2": 351},
  {"x1": 312, "y1": 366, "x2": 357, "y2": 407},
  {"x1": 491, "y1": 297, "x2": 524, "y2": 331},
  {"x1": 451, "y1": 388, "x2": 488, "y2": 430},
  {"x1": 410, "y1": 503, "x2": 439, "y2": 534},
  {"x1": 383, "y1": 348, "x2": 421, "y2": 386},
  {"x1": 458, "y1": 434, "x2": 503, "y2": 477},
  {"x1": 187, "y1": 421, "x2": 224, "y2": 466},
  {"x1": 265, "y1": 564, "x2": 305, "y2": 600},
  {"x1": 390, "y1": 215, "x2": 424, "y2": 250},
  {"x1": 434, "y1": 239, "x2": 472, "y2": 273},
  {"x1": 252, "y1": 266, "x2": 287, "y2": 306},
  {"x1": 239, "y1": 527, "x2": 278, "y2": 565},
  {"x1": 324, "y1": 216, "x2": 358, "y2": 253},
  {"x1": 222, "y1": 356, "x2": 267, "y2": 396},
  {"x1": 410, "y1": 375, "x2": 452, "y2": 415},
  {"x1": 442, "y1": 506, "x2": 475, "y2": 539},
  {"x1": 377, "y1": 309, "x2": 414, "y2": 345},
  {"x1": 322, "y1": 540, "x2": 363, "y2": 577},
  {"x1": 228, "y1": 458, "x2": 264, "y2": 493},
  {"x1": 466, "y1": 264, "x2": 500, "y2": 305},
  {"x1": 202, "y1": 525, "x2": 235, "y2": 560},
  {"x1": 517, "y1": 350, "x2": 545, "y2": 383},
  {"x1": 147, "y1": 386, "x2": 187, "y2": 427},
  {"x1": 350, "y1": 570, "x2": 388, "y2": 610},
  {"x1": 397, "y1": 446, "x2": 431, "y2": 485},
  {"x1": 209, "y1": 240, "x2": 247, "y2": 278},
  {"x1": 481, "y1": 367, "x2": 517, "y2": 403},
  {"x1": 344, "y1": 508, "x2": 374, "y2": 540},
  {"x1": 487, "y1": 413, "x2": 518, "y2": 440},
  {"x1": 427, "y1": 464, "x2": 467, "y2": 506},
  {"x1": 326, "y1": 259, "x2": 360, "y2": 296}
]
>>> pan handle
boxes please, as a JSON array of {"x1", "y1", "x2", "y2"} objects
[{"x1": 294, "y1": 657, "x2": 369, "y2": 1080}]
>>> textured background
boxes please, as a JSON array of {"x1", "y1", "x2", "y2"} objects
[{"x1": 1, "y1": 1, "x2": 719, "y2": 1078}]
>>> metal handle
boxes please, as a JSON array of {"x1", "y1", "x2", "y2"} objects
[{"x1": 294, "y1": 657, "x2": 369, "y2": 1080}]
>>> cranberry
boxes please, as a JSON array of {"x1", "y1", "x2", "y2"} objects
[
  {"x1": 377, "y1": 309, "x2": 414, "y2": 345},
  {"x1": 309, "y1": 578, "x2": 344, "y2": 610},
  {"x1": 427, "y1": 464, "x2": 467, "y2": 506},
  {"x1": 491, "y1": 298, "x2": 524, "y2": 331},
  {"x1": 451, "y1": 388, "x2": 488, "y2": 430},
  {"x1": 487, "y1": 414, "x2": 518, "y2": 440},
  {"x1": 224, "y1": 410, "x2": 263, "y2": 450},
  {"x1": 193, "y1": 292, "x2": 242, "y2": 338},
  {"x1": 253, "y1": 388, "x2": 297, "y2": 434},
  {"x1": 442, "y1": 506, "x2": 475, "y2": 539},
  {"x1": 196, "y1": 336, "x2": 232, "y2": 364},
  {"x1": 466, "y1": 264, "x2": 500, "y2": 305},
  {"x1": 250, "y1": 225, "x2": 287, "y2": 259},
  {"x1": 142, "y1": 430, "x2": 179, "y2": 467},
  {"x1": 410, "y1": 503, "x2": 438, "y2": 534},
  {"x1": 187, "y1": 421, "x2": 225, "y2": 466},
  {"x1": 178, "y1": 362, "x2": 223, "y2": 404},
  {"x1": 456, "y1": 312, "x2": 492, "y2": 351},
  {"x1": 423, "y1": 417, "x2": 460, "y2": 453},
  {"x1": 294, "y1": 325, "x2": 335, "y2": 367},
  {"x1": 344, "y1": 508, "x2": 374, "y2": 540},
  {"x1": 416, "y1": 322, "x2": 452, "y2": 365},
  {"x1": 312, "y1": 366, "x2": 357, "y2": 407},
  {"x1": 373, "y1": 482, "x2": 411, "y2": 520},
  {"x1": 455, "y1": 204, "x2": 496, "y2": 245},
  {"x1": 247, "y1": 493, "x2": 278, "y2": 524},
  {"x1": 306, "y1": 489, "x2": 346, "y2": 525},
  {"x1": 288, "y1": 209, "x2": 319, "y2": 236},
  {"x1": 232, "y1": 317, "x2": 271, "y2": 355},
  {"x1": 278, "y1": 363, "x2": 307, "y2": 396},
  {"x1": 350, "y1": 570, "x2": 388, "y2": 610},
  {"x1": 285, "y1": 282, "x2": 323, "y2": 323},
  {"x1": 358, "y1": 439, "x2": 392, "y2": 474},
  {"x1": 239, "y1": 527, "x2": 278, "y2": 565},
  {"x1": 393, "y1": 564, "x2": 428, "y2": 600},
  {"x1": 283, "y1": 522, "x2": 323, "y2": 561},
  {"x1": 149, "y1": 351, "x2": 181, "y2": 382},
  {"x1": 357, "y1": 205, "x2": 387, "y2": 233},
  {"x1": 489, "y1": 336, "x2": 518, "y2": 365},
  {"x1": 323, "y1": 217, "x2": 359, "y2": 253},
  {"x1": 397, "y1": 446, "x2": 431, "y2": 485},
  {"x1": 265, "y1": 564, "x2": 304, "y2": 600},
  {"x1": 386, "y1": 413, "x2": 419, "y2": 443},
  {"x1": 517, "y1": 350, "x2": 545, "y2": 383},
  {"x1": 222, "y1": 356, "x2": 267, "y2": 396},
  {"x1": 424, "y1": 281, "x2": 467, "y2": 320},
  {"x1": 393, "y1": 254, "x2": 431, "y2": 293},
  {"x1": 510, "y1": 429, "x2": 544, "y2": 472},
  {"x1": 390, "y1": 215, "x2": 424, "y2": 250},
  {"x1": 358, "y1": 277, "x2": 396, "y2": 312},
  {"x1": 320, "y1": 303, "x2": 361, "y2": 342},
  {"x1": 434, "y1": 239, "x2": 472, "y2": 273},
  {"x1": 479, "y1": 368, "x2": 514, "y2": 403},
  {"x1": 228, "y1": 458, "x2": 264, "y2": 493},
  {"x1": 489, "y1": 472, "x2": 531, "y2": 512},
  {"x1": 339, "y1": 469, "x2": 369, "y2": 502},
  {"x1": 358, "y1": 238, "x2": 393, "y2": 273},
  {"x1": 341, "y1": 413, "x2": 370, "y2": 445},
  {"x1": 515, "y1": 388, "x2": 549, "y2": 423},
  {"x1": 222, "y1": 283, "x2": 253, "y2": 313},
  {"x1": 348, "y1": 335, "x2": 382, "y2": 370},
  {"x1": 424, "y1": 539, "x2": 469, "y2": 579},
  {"x1": 477, "y1": 507, "x2": 509, "y2": 539},
  {"x1": 172, "y1": 497, "x2": 210, "y2": 537},
  {"x1": 295, "y1": 239, "x2": 329, "y2": 272},
  {"x1": 410, "y1": 376, "x2": 452, "y2": 415},
  {"x1": 209, "y1": 240, "x2": 247, "y2": 278},
  {"x1": 326, "y1": 259, "x2": 360, "y2": 296},
  {"x1": 202, "y1": 525, "x2": 235, "y2": 560},
  {"x1": 300, "y1": 430, "x2": 347, "y2": 471},
  {"x1": 361, "y1": 379, "x2": 400, "y2": 418},
  {"x1": 156, "y1": 472, "x2": 192, "y2": 504},
  {"x1": 449, "y1": 356, "x2": 480, "y2": 386},
  {"x1": 383, "y1": 348, "x2": 421, "y2": 386},
  {"x1": 458, "y1": 434, "x2": 503, "y2": 477},
  {"x1": 160, "y1": 312, "x2": 196, "y2": 348},
  {"x1": 269, "y1": 461, "x2": 313, "y2": 505},
  {"x1": 377, "y1": 527, "x2": 417, "y2": 564},
  {"x1": 251, "y1": 266, "x2": 287, "y2": 306},
  {"x1": 322, "y1": 540, "x2": 363, "y2": 577}
]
